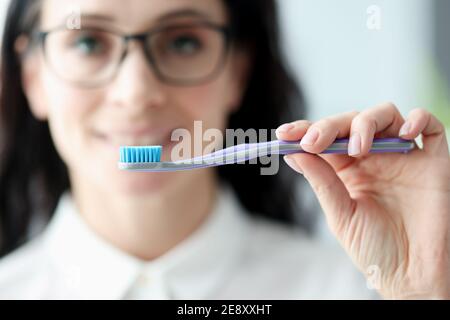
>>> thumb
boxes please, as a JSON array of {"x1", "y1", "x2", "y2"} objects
[{"x1": 284, "y1": 153, "x2": 356, "y2": 235}]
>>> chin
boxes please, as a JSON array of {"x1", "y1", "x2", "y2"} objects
[{"x1": 112, "y1": 170, "x2": 178, "y2": 195}]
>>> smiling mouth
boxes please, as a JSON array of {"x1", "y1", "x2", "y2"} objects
[{"x1": 92, "y1": 127, "x2": 182, "y2": 148}]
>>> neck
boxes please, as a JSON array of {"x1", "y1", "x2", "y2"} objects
[{"x1": 70, "y1": 170, "x2": 218, "y2": 261}]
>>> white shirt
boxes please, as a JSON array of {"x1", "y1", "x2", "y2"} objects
[{"x1": 0, "y1": 185, "x2": 377, "y2": 299}]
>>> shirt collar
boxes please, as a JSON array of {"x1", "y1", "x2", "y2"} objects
[{"x1": 42, "y1": 184, "x2": 250, "y2": 299}]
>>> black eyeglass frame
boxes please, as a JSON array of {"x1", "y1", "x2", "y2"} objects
[{"x1": 33, "y1": 21, "x2": 233, "y2": 88}]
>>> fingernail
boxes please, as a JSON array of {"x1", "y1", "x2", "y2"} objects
[
  {"x1": 276, "y1": 123, "x2": 294, "y2": 134},
  {"x1": 348, "y1": 132, "x2": 361, "y2": 156},
  {"x1": 300, "y1": 128, "x2": 319, "y2": 146},
  {"x1": 283, "y1": 155, "x2": 303, "y2": 174},
  {"x1": 399, "y1": 122, "x2": 411, "y2": 137}
]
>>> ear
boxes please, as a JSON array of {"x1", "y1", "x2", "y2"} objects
[
  {"x1": 227, "y1": 48, "x2": 252, "y2": 113},
  {"x1": 15, "y1": 35, "x2": 48, "y2": 121}
]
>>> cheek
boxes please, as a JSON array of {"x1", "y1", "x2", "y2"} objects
[{"x1": 41, "y1": 71, "x2": 102, "y2": 168}]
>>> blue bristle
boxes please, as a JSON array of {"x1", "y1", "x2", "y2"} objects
[{"x1": 119, "y1": 146, "x2": 162, "y2": 163}]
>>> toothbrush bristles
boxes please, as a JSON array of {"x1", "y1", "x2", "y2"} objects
[{"x1": 120, "y1": 146, "x2": 162, "y2": 163}]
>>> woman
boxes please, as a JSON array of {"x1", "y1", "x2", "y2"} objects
[{"x1": 0, "y1": 0, "x2": 449, "y2": 299}]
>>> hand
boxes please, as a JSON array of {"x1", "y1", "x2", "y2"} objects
[{"x1": 276, "y1": 102, "x2": 450, "y2": 299}]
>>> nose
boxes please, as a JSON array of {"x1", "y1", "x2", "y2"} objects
[{"x1": 107, "y1": 41, "x2": 167, "y2": 115}]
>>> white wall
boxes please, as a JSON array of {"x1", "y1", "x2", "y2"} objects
[
  {"x1": 0, "y1": 0, "x2": 9, "y2": 38},
  {"x1": 279, "y1": 0, "x2": 432, "y2": 120}
]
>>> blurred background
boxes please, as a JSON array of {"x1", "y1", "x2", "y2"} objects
[
  {"x1": 0, "y1": 0, "x2": 449, "y2": 240},
  {"x1": 278, "y1": 0, "x2": 450, "y2": 138}
]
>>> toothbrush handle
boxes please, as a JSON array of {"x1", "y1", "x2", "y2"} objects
[
  {"x1": 184, "y1": 138, "x2": 415, "y2": 165},
  {"x1": 278, "y1": 138, "x2": 415, "y2": 155}
]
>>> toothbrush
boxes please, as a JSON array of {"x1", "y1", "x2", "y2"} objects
[{"x1": 118, "y1": 138, "x2": 415, "y2": 172}]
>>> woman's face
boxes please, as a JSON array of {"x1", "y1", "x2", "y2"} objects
[{"x1": 22, "y1": 0, "x2": 248, "y2": 194}]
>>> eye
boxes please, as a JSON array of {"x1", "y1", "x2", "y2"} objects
[
  {"x1": 168, "y1": 35, "x2": 202, "y2": 55},
  {"x1": 71, "y1": 34, "x2": 104, "y2": 55}
]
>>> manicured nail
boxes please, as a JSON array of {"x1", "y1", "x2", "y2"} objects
[
  {"x1": 348, "y1": 132, "x2": 361, "y2": 156},
  {"x1": 399, "y1": 122, "x2": 411, "y2": 137},
  {"x1": 276, "y1": 123, "x2": 294, "y2": 134},
  {"x1": 283, "y1": 155, "x2": 303, "y2": 174},
  {"x1": 300, "y1": 128, "x2": 319, "y2": 146}
]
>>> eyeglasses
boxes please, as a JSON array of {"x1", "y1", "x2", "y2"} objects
[{"x1": 34, "y1": 22, "x2": 231, "y2": 88}]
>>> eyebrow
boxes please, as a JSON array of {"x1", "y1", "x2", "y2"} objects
[
  {"x1": 63, "y1": 8, "x2": 219, "y2": 35},
  {"x1": 155, "y1": 9, "x2": 213, "y2": 22},
  {"x1": 77, "y1": 8, "x2": 213, "y2": 25},
  {"x1": 79, "y1": 13, "x2": 115, "y2": 22}
]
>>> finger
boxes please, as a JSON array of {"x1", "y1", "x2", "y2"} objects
[
  {"x1": 297, "y1": 110, "x2": 359, "y2": 154},
  {"x1": 277, "y1": 113, "x2": 357, "y2": 173},
  {"x1": 318, "y1": 152, "x2": 356, "y2": 174},
  {"x1": 399, "y1": 108, "x2": 449, "y2": 157},
  {"x1": 276, "y1": 120, "x2": 312, "y2": 141},
  {"x1": 284, "y1": 153, "x2": 355, "y2": 236},
  {"x1": 348, "y1": 102, "x2": 405, "y2": 157}
]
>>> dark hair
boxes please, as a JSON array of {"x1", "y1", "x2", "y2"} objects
[{"x1": 0, "y1": 0, "x2": 310, "y2": 257}]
